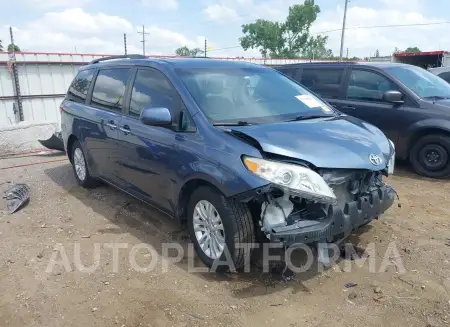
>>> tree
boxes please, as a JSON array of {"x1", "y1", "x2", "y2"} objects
[
  {"x1": 301, "y1": 34, "x2": 334, "y2": 59},
  {"x1": 7, "y1": 44, "x2": 20, "y2": 52},
  {"x1": 405, "y1": 46, "x2": 421, "y2": 53},
  {"x1": 175, "y1": 46, "x2": 203, "y2": 57},
  {"x1": 239, "y1": 0, "x2": 324, "y2": 58},
  {"x1": 375, "y1": 49, "x2": 380, "y2": 57},
  {"x1": 0, "y1": 40, "x2": 3, "y2": 52}
]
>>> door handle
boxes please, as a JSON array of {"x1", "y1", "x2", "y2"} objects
[
  {"x1": 120, "y1": 125, "x2": 131, "y2": 135},
  {"x1": 341, "y1": 105, "x2": 356, "y2": 110},
  {"x1": 106, "y1": 120, "x2": 117, "y2": 130}
]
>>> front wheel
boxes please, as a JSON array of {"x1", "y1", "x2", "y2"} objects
[
  {"x1": 187, "y1": 186, "x2": 255, "y2": 271},
  {"x1": 409, "y1": 134, "x2": 450, "y2": 179}
]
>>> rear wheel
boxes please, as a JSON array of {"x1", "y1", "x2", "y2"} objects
[
  {"x1": 409, "y1": 134, "x2": 450, "y2": 179},
  {"x1": 187, "y1": 186, "x2": 255, "y2": 271},
  {"x1": 71, "y1": 140, "x2": 100, "y2": 188}
]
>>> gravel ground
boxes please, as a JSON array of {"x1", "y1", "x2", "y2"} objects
[{"x1": 0, "y1": 152, "x2": 449, "y2": 327}]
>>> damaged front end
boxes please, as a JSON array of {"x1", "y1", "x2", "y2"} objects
[{"x1": 236, "y1": 156, "x2": 396, "y2": 245}]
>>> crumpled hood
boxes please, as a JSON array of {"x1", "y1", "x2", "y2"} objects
[{"x1": 228, "y1": 115, "x2": 393, "y2": 170}]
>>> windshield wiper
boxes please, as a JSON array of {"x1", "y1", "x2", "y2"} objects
[
  {"x1": 286, "y1": 114, "x2": 331, "y2": 122},
  {"x1": 213, "y1": 121, "x2": 253, "y2": 126}
]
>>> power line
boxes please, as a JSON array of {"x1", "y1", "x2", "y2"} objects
[
  {"x1": 312, "y1": 20, "x2": 450, "y2": 35},
  {"x1": 208, "y1": 20, "x2": 450, "y2": 53}
]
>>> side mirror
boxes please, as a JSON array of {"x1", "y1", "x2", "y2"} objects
[
  {"x1": 383, "y1": 90, "x2": 404, "y2": 104},
  {"x1": 140, "y1": 107, "x2": 172, "y2": 126}
]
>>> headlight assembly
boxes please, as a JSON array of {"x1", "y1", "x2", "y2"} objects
[
  {"x1": 242, "y1": 156, "x2": 337, "y2": 204},
  {"x1": 387, "y1": 139, "x2": 395, "y2": 175}
]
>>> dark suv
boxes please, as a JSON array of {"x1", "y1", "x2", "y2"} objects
[
  {"x1": 276, "y1": 62, "x2": 450, "y2": 178},
  {"x1": 61, "y1": 55, "x2": 395, "y2": 270}
]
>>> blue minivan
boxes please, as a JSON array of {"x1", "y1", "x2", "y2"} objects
[{"x1": 61, "y1": 55, "x2": 396, "y2": 269}]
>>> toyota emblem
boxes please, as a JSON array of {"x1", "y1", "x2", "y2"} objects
[{"x1": 369, "y1": 154, "x2": 383, "y2": 165}]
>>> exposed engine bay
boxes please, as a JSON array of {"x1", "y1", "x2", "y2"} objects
[{"x1": 257, "y1": 169, "x2": 393, "y2": 241}]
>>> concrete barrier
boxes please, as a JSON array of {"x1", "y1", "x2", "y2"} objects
[{"x1": 0, "y1": 121, "x2": 59, "y2": 155}]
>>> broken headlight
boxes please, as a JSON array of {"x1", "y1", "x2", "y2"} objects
[
  {"x1": 242, "y1": 156, "x2": 337, "y2": 204},
  {"x1": 387, "y1": 139, "x2": 395, "y2": 175}
]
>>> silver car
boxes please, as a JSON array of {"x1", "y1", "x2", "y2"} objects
[{"x1": 428, "y1": 66, "x2": 450, "y2": 84}]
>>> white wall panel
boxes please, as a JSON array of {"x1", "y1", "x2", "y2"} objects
[
  {"x1": 22, "y1": 97, "x2": 64, "y2": 123},
  {"x1": 0, "y1": 66, "x2": 14, "y2": 97},
  {"x1": 0, "y1": 100, "x2": 18, "y2": 126}
]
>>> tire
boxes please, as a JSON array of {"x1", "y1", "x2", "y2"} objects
[
  {"x1": 409, "y1": 134, "x2": 450, "y2": 179},
  {"x1": 187, "y1": 186, "x2": 255, "y2": 271},
  {"x1": 71, "y1": 140, "x2": 100, "y2": 188}
]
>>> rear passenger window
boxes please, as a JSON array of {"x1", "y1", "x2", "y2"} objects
[
  {"x1": 347, "y1": 69, "x2": 398, "y2": 102},
  {"x1": 438, "y1": 72, "x2": 450, "y2": 84},
  {"x1": 91, "y1": 68, "x2": 132, "y2": 112},
  {"x1": 300, "y1": 68, "x2": 343, "y2": 98},
  {"x1": 67, "y1": 69, "x2": 95, "y2": 103},
  {"x1": 129, "y1": 69, "x2": 177, "y2": 117}
]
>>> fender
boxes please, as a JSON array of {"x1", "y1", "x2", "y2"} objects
[
  {"x1": 174, "y1": 159, "x2": 269, "y2": 201},
  {"x1": 399, "y1": 119, "x2": 450, "y2": 158}
]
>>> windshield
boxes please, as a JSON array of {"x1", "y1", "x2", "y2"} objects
[
  {"x1": 384, "y1": 65, "x2": 450, "y2": 99},
  {"x1": 176, "y1": 67, "x2": 336, "y2": 124}
]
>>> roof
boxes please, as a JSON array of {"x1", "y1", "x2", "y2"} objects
[
  {"x1": 85, "y1": 55, "x2": 264, "y2": 69},
  {"x1": 428, "y1": 66, "x2": 450, "y2": 74},
  {"x1": 159, "y1": 58, "x2": 262, "y2": 69},
  {"x1": 394, "y1": 50, "x2": 449, "y2": 57},
  {"x1": 274, "y1": 61, "x2": 410, "y2": 69}
]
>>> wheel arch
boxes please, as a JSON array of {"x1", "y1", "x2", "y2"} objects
[
  {"x1": 407, "y1": 127, "x2": 450, "y2": 157},
  {"x1": 66, "y1": 134, "x2": 79, "y2": 163},
  {"x1": 176, "y1": 177, "x2": 227, "y2": 224}
]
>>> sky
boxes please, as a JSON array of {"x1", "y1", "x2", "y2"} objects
[{"x1": 0, "y1": 0, "x2": 449, "y2": 58}]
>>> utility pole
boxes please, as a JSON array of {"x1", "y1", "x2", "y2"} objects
[
  {"x1": 137, "y1": 25, "x2": 149, "y2": 56},
  {"x1": 339, "y1": 0, "x2": 349, "y2": 61},
  {"x1": 9, "y1": 26, "x2": 24, "y2": 122},
  {"x1": 204, "y1": 39, "x2": 207, "y2": 58},
  {"x1": 346, "y1": 48, "x2": 349, "y2": 59},
  {"x1": 124, "y1": 33, "x2": 127, "y2": 55}
]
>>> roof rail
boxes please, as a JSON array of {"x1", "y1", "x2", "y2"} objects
[
  {"x1": 89, "y1": 54, "x2": 148, "y2": 65},
  {"x1": 296, "y1": 61, "x2": 359, "y2": 64}
]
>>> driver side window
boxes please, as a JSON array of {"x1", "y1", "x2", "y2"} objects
[
  {"x1": 347, "y1": 69, "x2": 398, "y2": 102},
  {"x1": 130, "y1": 69, "x2": 176, "y2": 117},
  {"x1": 129, "y1": 68, "x2": 196, "y2": 132}
]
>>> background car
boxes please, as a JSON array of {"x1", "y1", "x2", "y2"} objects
[
  {"x1": 428, "y1": 66, "x2": 450, "y2": 84},
  {"x1": 275, "y1": 62, "x2": 450, "y2": 179}
]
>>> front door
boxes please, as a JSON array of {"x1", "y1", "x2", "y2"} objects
[{"x1": 332, "y1": 68, "x2": 408, "y2": 144}]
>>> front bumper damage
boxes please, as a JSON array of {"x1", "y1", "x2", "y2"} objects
[
  {"x1": 234, "y1": 170, "x2": 396, "y2": 246},
  {"x1": 268, "y1": 185, "x2": 395, "y2": 245}
]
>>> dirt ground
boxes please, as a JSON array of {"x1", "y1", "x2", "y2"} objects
[{"x1": 1, "y1": 152, "x2": 449, "y2": 327}]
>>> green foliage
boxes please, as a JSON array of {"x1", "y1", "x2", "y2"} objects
[
  {"x1": 7, "y1": 44, "x2": 20, "y2": 52},
  {"x1": 404, "y1": 46, "x2": 421, "y2": 53},
  {"x1": 175, "y1": 46, "x2": 203, "y2": 57},
  {"x1": 302, "y1": 35, "x2": 333, "y2": 59},
  {"x1": 239, "y1": 0, "x2": 333, "y2": 59}
]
